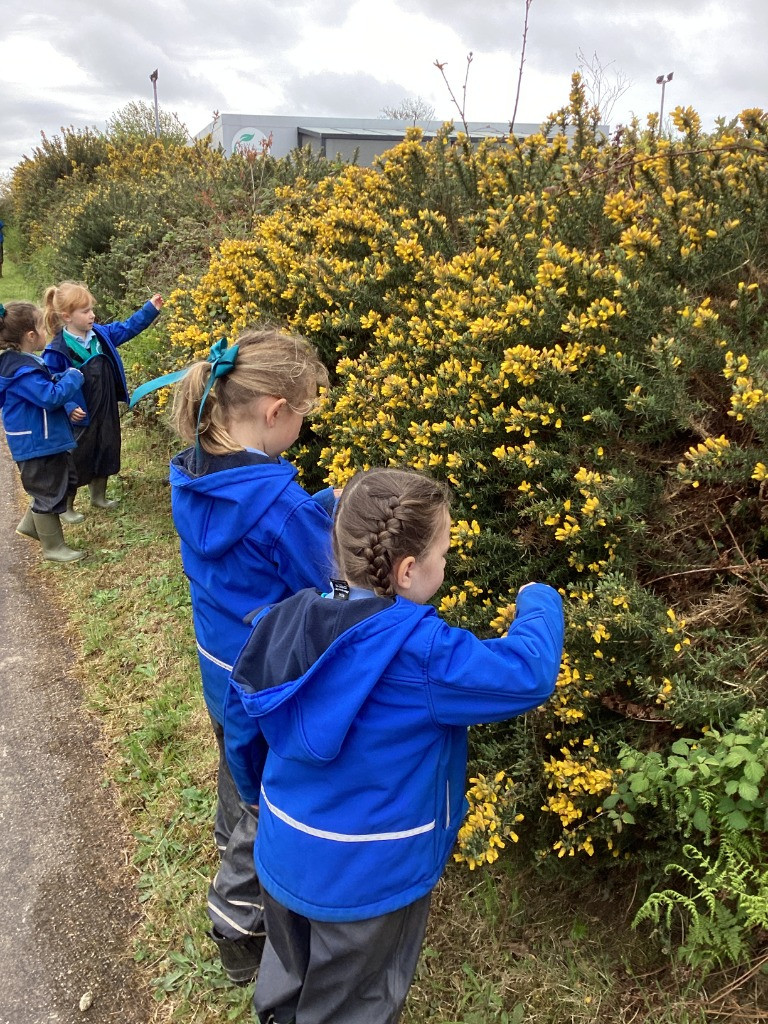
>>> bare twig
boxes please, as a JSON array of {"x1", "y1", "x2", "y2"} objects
[
  {"x1": 510, "y1": 0, "x2": 534, "y2": 135},
  {"x1": 576, "y1": 48, "x2": 631, "y2": 124},
  {"x1": 433, "y1": 53, "x2": 473, "y2": 136},
  {"x1": 707, "y1": 949, "x2": 768, "y2": 1004},
  {"x1": 461, "y1": 52, "x2": 472, "y2": 131},
  {"x1": 647, "y1": 561, "x2": 768, "y2": 585},
  {"x1": 718, "y1": 509, "x2": 768, "y2": 598},
  {"x1": 622, "y1": 872, "x2": 640, "y2": 921},
  {"x1": 381, "y1": 97, "x2": 436, "y2": 124}
]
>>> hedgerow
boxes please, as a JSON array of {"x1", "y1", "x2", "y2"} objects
[
  {"x1": 160, "y1": 84, "x2": 768, "y2": 964},
  {"x1": 8, "y1": 126, "x2": 346, "y2": 331}
]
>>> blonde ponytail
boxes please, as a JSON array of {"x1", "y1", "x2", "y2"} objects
[{"x1": 172, "y1": 327, "x2": 328, "y2": 455}]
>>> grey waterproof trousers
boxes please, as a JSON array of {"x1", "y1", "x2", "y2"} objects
[
  {"x1": 207, "y1": 716, "x2": 265, "y2": 940},
  {"x1": 254, "y1": 888, "x2": 431, "y2": 1024}
]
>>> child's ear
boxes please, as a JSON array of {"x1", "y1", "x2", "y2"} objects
[
  {"x1": 392, "y1": 555, "x2": 416, "y2": 593},
  {"x1": 264, "y1": 397, "x2": 287, "y2": 427}
]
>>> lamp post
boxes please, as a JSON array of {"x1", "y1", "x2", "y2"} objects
[
  {"x1": 656, "y1": 71, "x2": 673, "y2": 136},
  {"x1": 149, "y1": 69, "x2": 160, "y2": 138}
]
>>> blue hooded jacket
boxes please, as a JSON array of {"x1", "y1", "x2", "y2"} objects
[
  {"x1": 43, "y1": 301, "x2": 160, "y2": 426},
  {"x1": 225, "y1": 582, "x2": 564, "y2": 922},
  {"x1": 170, "y1": 447, "x2": 335, "y2": 723},
  {"x1": 0, "y1": 350, "x2": 83, "y2": 461}
]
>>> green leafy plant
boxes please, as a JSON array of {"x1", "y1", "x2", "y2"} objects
[
  {"x1": 633, "y1": 832, "x2": 768, "y2": 972},
  {"x1": 607, "y1": 710, "x2": 768, "y2": 843}
]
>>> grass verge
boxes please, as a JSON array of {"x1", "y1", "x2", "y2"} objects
[
  {"x1": 0, "y1": 255, "x2": 40, "y2": 303},
  {"x1": 18, "y1": 415, "x2": 768, "y2": 1024}
]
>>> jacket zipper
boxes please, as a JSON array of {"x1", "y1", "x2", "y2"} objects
[{"x1": 43, "y1": 409, "x2": 49, "y2": 439}]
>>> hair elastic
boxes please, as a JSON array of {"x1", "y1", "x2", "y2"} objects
[{"x1": 0, "y1": 303, "x2": 5, "y2": 319}]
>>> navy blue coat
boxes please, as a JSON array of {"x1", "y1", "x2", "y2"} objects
[
  {"x1": 43, "y1": 301, "x2": 160, "y2": 426},
  {"x1": 0, "y1": 350, "x2": 83, "y2": 461},
  {"x1": 170, "y1": 447, "x2": 335, "y2": 723},
  {"x1": 225, "y1": 582, "x2": 564, "y2": 922}
]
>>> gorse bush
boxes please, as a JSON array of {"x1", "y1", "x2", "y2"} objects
[
  {"x1": 8, "y1": 124, "x2": 346, "y2": 341},
  {"x1": 11, "y1": 125, "x2": 109, "y2": 255},
  {"x1": 162, "y1": 83, "x2": 768, "y2": 955},
  {"x1": 9, "y1": 122, "x2": 348, "y2": 394},
  {"x1": 33, "y1": 138, "x2": 255, "y2": 304},
  {"x1": 9, "y1": 79, "x2": 768, "y2": 972}
]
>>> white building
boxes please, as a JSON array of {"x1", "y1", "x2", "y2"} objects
[{"x1": 197, "y1": 113, "x2": 560, "y2": 165}]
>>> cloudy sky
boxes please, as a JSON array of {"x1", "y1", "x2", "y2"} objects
[{"x1": 2, "y1": 0, "x2": 766, "y2": 176}]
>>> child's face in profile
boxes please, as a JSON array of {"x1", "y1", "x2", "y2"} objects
[
  {"x1": 269, "y1": 403, "x2": 305, "y2": 457},
  {"x1": 64, "y1": 305, "x2": 95, "y2": 336},
  {"x1": 264, "y1": 386, "x2": 316, "y2": 458},
  {"x1": 33, "y1": 322, "x2": 46, "y2": 351},
  {"x1": 396, "y1": 508, "x2": 452, "y2": 605}
]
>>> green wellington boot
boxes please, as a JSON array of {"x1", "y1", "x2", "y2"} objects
[
  {"x1": 16, "y1": 505, "x2": 39, "y2": 540},
  {"x1": 60, "y1": 493, "x2": 85, "y2": 525},
  {"x1": 31, "y1": 512, "x2": 85, "y2": 562},
  {"x1": 88, "y1": 476, "x2": 119, "y2": 508}
]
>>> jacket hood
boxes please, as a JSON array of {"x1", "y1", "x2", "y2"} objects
[
  {"x1": 170, "y1": 447, "x2": 297, "y2": 558},
  {"x1": 46, "y1": 331, "x2": 67, "y2": 354},
  {"x1": 0, "y1": 351, "x2": 42, "y2": 404},
  {"x1": 231, "y1": 591, "x2": 434, "y2": 765}
]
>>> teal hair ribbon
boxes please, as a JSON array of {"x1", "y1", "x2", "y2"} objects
[
  {"x1": 194, "y1": 337, "x2": 240, "y2": 466},
  {"x1": 129, "y1": 366, "x2": 188, "y2": 407},
  {"x1": 128, "y1": 336, "x2": 240, "y2": 469},
  {"x1": 129, "y1": 336, "x2": 240, "y2": 409},
  {"x1": 0, "y1": 303, "x2": 5, "y2": 319}
]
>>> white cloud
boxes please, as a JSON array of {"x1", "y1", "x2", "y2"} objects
[
  {"x1": 1, "y1": 0, "x2": 766, "y2": 176},
  {"x1": 4, "y1": 33, "x2": 92, "y2": 91}
]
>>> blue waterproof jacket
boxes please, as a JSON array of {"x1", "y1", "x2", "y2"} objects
[
  {"x1": 225, "y1": 582, "x2": 564, "y2": 922},
  {"x1": 0, "y1": 350, "x2": 83, "y2": 461},
  {"x1": 42, "y1": 301, "x2": 160, "y2": 426},
  {"x1": 170, "y1": 447, "x2": 335, "y2": 723}
]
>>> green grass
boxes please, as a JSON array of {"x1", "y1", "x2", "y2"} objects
[
  {"x1": 25, "y1": 416, "x2": 766, "y2": 1024},
  {"x1": 0, "y1": 255, "x2": 39, "y2": 303}
]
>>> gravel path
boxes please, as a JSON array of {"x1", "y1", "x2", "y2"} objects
[{"x1": 0, "y1": 444, "x2": 152, "y2": 1024}]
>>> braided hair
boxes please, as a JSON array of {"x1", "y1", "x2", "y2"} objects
[{"x1": 333, "y1": 468, "x2": 451, "y2": 597}]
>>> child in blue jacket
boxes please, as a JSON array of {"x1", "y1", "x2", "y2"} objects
[
  {"x1": 225, "y1": 467, "x2": 565, "y2": 1024},
  {"x1": 42, "y1": 280, "x2": 163, "y2": 519},
  {"x1": 0, "y1": 301, "x2": 86, "y2": 562},
  {"x1": 169, "y1": 327, "x2": 336, "y2": 985}
]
